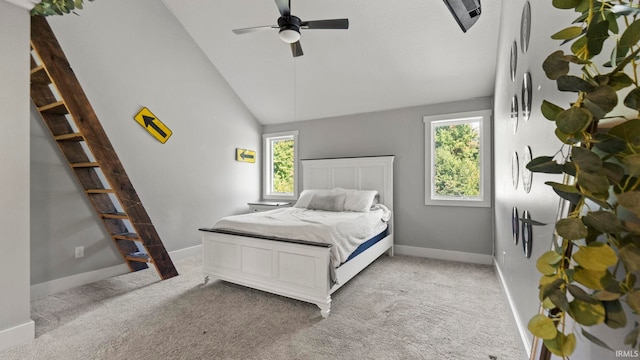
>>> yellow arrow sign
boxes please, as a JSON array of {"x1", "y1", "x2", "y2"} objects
[
  {"x1": 236, "y1": 148, "x2": 256, "y2": 163},
  {"x1": 134, "y1": 107, "x2": 172, "y2": 143}
]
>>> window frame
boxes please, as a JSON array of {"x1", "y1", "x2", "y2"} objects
[
  {"x1": 423, "y1": 110, "x2": 492, "y2": 208},
  {"x1": 262, "y1": 130, "x2": 299, "y2": 201}
]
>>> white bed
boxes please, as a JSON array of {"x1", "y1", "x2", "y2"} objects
[{"x1": 199, "y1": 156, "x2": 394, "y2": 317}]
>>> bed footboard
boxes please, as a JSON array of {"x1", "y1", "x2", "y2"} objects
[{"x1": 201, "y1": 230, "x2": 333, "y2": 317}]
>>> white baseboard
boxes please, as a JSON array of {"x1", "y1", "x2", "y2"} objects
[
  {"x1": 31, "y1": 245, "x2": 203, "y2": 300},
  {"x1": 494, "y1": 259, "x2": 532, "y2": 359},
  {"x1": 0, "y1": 320, "x2": 34, "y2": 352},
  {"x1": 394, "y1": 244, "x2": 493, "y2": 265}
]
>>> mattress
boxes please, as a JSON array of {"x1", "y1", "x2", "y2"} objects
[{"x1": 212, "y1": 205, "x2": 391, "y2": 270}]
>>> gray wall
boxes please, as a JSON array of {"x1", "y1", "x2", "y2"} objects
[
  {"x1": 264, "y1": 97, "x2": 494, "y2": 256},
  {"x1": 494, "y1": 1, "x2": 633, "y2": 359},
  {"x1": 0, "y1": 1, "x2": 34, "y2": 350},
  {"x1": 30, "y1": 0, "x2": 262, "y2": 285}
]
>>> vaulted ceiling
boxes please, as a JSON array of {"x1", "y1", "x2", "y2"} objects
[{"x1": 163, "y1": 0, "x2": 502, "y2": 124}]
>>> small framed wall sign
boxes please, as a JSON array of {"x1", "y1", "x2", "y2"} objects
[{"x1": 236, "y1": 148, "x2": 256, "y2": 163}]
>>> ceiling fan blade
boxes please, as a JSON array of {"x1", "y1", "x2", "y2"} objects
[
  {"x1": 290, "y1": 41, "x2": 303, "y2": 57},
  {"x1": 275, "y1": 0, "x2": 290, "y2": 16},
  {"x1": 301, "y1": 19, "x2": 349, "y2": 30},
  {"x1": 232, "y1": 25, "x2": 278, "y2": 35}
]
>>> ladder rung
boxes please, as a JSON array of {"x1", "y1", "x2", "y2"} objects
[
  {"x1": 85, "y1": 189, "x2": 114, "y2": 194},
  {"x1": 125, "y1": 253, "x2": 152, "y2": 263},
  {"x1": 101, "y1": 212, "x2": 129, "y2": 219},
  {"x1": 30, "y1": 64, "x2": 45, "y2": 75},
  {"x1": 31, "y1": 65, "x2": 44, "y2": 75},
  {"x1": 113, "y1": 232, "x2": 141, "y2": 241},
  {"x1": 71, "y1": 162, "x2": 100, "y2": 168},
  {"x1": 37, "y1": 100, "x2": 68, "y2": 115},
  {"x1": 54, "y1": 133, "x2": 84, "y2": 141}
]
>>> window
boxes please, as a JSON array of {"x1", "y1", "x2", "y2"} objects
[
  {"x1": 263, "y1": 131, "x2": 298, "y2": 200},
  {"x1": 424, "y1": 110, "x2": 491, "y2": 207}
]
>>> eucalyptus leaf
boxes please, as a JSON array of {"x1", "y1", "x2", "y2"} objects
[
  {"x1": 602, "y1": 162, "x2": 625, "y2": 184},
  {"x1": 537, "y1": 251, "x2": 563, "y2": 275},
  {"x1": 608, "y1": 72, "x2": 634, "y2": 91},
  {"x1": 557, "y1": 75, "x2": 596, "y2": 93},
  {"x1": 581, "y1": 328, "x2": 614, "y2": 351},
  {"x1": 583, "y1": 211, "x2": 622, "y2": 234},
  {"x1": 552, "y1": 0, "x2": 583, "y2": 10},
  {"x1": 526, "y1": 156, "x2": 563, "y2": 174},
  {"x1": 622, "y1": 220, "x2": 640, "y2": 235},
  {"x1": 594, "y1": 289, "x2": 622, "y2": 301},
  {"x1": 604, "y1": 299, "x2": 627, "y2": 328},
  {"x1": 556, "y1": 218, "x2": 588, "y2": 240},
  {"x1": 622, "y1": 154, "x2": 640, "y2": 177},
  {"x1": 556, "y1": 107, "x2": 593, "y2": 134},
  {"x1": 541, "y1": 100, "x2": 565, "y2": 121},
  {"x1": 572, "y1": 146, "x2": 603, "y2": 172},
  {"x1": 573, "y1": 243, "x2": 618, "y2": 271},
  {"x1": 577, "y1": 171, "x2": 610, "y2": 196},
  {"x1": 587, "y1": 20, "x2": 611, "y2": 56},
  {"x1": 624, "y1": 87, "x2": 640, "y2": 111},
  {"x1": 619, "y1": 244, "x2": 640, "y2": 273},
  {"x1": 528, "y1": 314, "x2": 558, "y2": 340},
  {"x1": 617, "y1": 192, "x2": 640, "y2": 216},
  {"x1": 608, "y1": 119, "x2": 640, "y2": 154},
  {"x1": 606, "y1": 11, "x2": 619, "y2": 35},
  {"x1": 541, "y1": 278, "x2": 565, "y2": 301},
  {"x1": 619, "y1": 19, "x2": 640, "y2": 56},
  {"x1": 624, "y1": 324, "x2": 640, "y2": 347},
  {"x1": 520, "y1": 217, "x2": 547, "y2": 226},
  {"x1": 569, "y1": 298, "x2": 606, "y2": 326},
  {"x1": 582, "y1": 98, "x2": 608, "y2": 121},
  {"x1": 585, "y1": 85, "x2": 618, "y2": 113},
  {"x1": 567, "y1": 284, "x2": 598, "y2": 303},
  {"x1": 573, "y1": 266, "x2": 610, "y2": 290},
  {"x1": 552, "y1": 26, "x2": 584, "y2": 40},
  {"x1": 594, "y1": 133, "x2": 627, "y2": 154},
  {"x1": 543, "y1": 332, "x2": 576, "y2": 357},
  {"x1": 543, "y1": 51, "x2": 571, "y2": 80},
  {"x1": 571, "y1": 35, "x2": 588, "y2": 58},
  {"x1": 627, "y1": 289, "x2": 640, "y2": 313},
  {"x1": 540, "y1": 274, "x2": 560, "y2": 286},
  {"x1": 549, "y1": 289, "x2": 571, "y2": 311}
]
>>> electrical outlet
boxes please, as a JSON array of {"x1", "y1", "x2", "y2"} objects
[{"x1": 75, "y1": 246, "x2": 84, "y2": 258}]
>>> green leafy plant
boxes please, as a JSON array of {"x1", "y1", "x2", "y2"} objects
[
  {"x1": 525, "y1": 1, "x2": 640, "y2": 358},
  {"x1": 31, "y1": 0, "x2": 94, "y2": 16}
]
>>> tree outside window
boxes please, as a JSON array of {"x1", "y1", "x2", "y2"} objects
[
  {"x1": 424, "y1": 110, "x2": 491, "y2": 207},
  {"x1": 263, "y1": 131, "x2": 298, "y2": 200}
]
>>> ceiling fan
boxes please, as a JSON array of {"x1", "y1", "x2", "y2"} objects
[{"x1": 232, "y1": 0, "x2": 349, "y2": 57}]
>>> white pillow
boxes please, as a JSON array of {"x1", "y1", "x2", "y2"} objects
[
  {"x1": 306, "y1": 193, "x2": 346, "y2": 212},
  {"x1": 294, "y1": 189, "x2": 335, "y2": 208},
  {"x1": 335, "y1": 188, "x2": 378, "y2": 212}
]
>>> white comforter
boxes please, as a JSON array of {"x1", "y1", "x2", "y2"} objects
[{"x1": 213, "y1": 204, "x2": 391, "y2": 271}]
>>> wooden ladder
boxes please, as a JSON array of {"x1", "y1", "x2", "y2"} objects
[{"x1": 29, "y1": 16, "x2": 178, "y2": 280}]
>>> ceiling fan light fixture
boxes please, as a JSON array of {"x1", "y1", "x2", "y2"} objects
[{"x1": 279, "y1": 26, "x2": 300, "y2": 43}]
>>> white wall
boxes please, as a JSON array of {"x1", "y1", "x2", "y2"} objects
[
  {"x1": 494, "y1": 2, "x2": 635, "y2": 359},
  {"x1": 264, "y1": 97, "x2": 494, "y2": 261},
  {"x1": 30, "y1": 0, "x2": 262, "y2": 286},
  {"x1": 0, "y1": 1, "x2": 34, "y2": 351}
]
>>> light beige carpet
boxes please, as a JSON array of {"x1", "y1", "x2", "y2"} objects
[{"x1": 1, "y1": 254, "x2": 525, "y2": 360}]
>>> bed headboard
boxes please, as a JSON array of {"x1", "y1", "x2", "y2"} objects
[{"x1": 300, "y1": 156, "x2": 394, "y2": 212}]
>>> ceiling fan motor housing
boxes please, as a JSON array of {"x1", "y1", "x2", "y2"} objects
[{"x1": 278, "y1": 15, "x2": 302, "y2": 43}]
